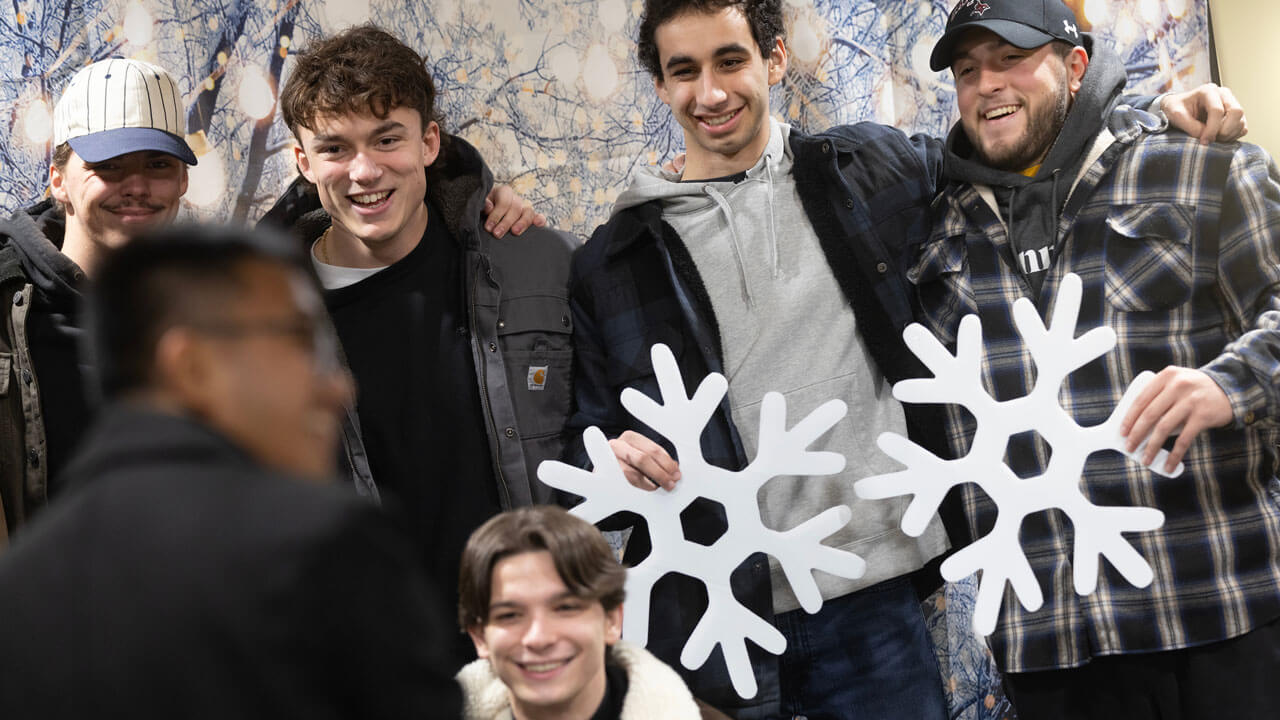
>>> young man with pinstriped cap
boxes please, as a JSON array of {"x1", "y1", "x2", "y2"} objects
[{"x1": 0, "y1": 58, "x2": 195, "y2": 543}]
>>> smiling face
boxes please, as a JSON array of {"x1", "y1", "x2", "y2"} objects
[
  {"x1": 50, "y1": 149, "x2": 188, "y2": 255},
  {"x1": 294, "y1": 106, "x2": 439, "y2": 267},
  {"x1": 951, "y1": 29, "x2": 1087, "y2": 172},
  {"x1": 653, "y1": 6, "x2": 787, "y2": 181},
  {"x1": 468, "y1": 551, "x2": 623, "y2": 720}
]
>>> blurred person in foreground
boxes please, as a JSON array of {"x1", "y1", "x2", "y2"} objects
[{"x1": 0, "y1": 224, "x2": 461, "y2": 719}]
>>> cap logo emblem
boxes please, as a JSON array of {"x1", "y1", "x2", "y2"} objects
[
  {"x1": 949, "y1": 0, "x2": 988, "y2": 22},
  {"x1": 1063, "y1": 19, "x2": 1078, "y2": 38}
]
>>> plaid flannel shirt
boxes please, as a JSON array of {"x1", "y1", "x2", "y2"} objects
[{"x1": 910, "y1": 105, "x2": 1280, "y2": 673}]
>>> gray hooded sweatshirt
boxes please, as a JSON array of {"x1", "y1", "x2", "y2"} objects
[{"x1": 613, "y1": 120, "x2": 948, "y2": 611}]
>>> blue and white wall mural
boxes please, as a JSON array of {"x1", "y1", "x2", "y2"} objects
[{"x1": 0, "y1": 2, "x2": 1213, "y2": 718}]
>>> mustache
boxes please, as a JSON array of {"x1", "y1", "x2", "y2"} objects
[{"x1": 102, "y1": 201, "x2": 168, "y2": 212}]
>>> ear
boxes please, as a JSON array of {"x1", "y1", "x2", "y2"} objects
[
  {"x1": 178, "y1": 163, "x2": 189, "y2": 198},
  {"x1": 153, "y1": 327, "x2": 217, "y2": 411},
  {"x1": 421, "y1": 120, "x2": 441, "y2": 169},
  {"x1": 766, "y1": 38, "x2": 788, "y2": 86},
  {"x1": 1065, "y1": 46, "x2": 1089, "y2": 95},
  {"x1": 294, "y1": 142, "x2": 316, "y2": 184},
  {"x1": 49, "y1": 163, "x2": 70, "y2": 208},
  {"x1": 654, "y1": 75, "x2": 670, "y2": 107},
  {"x1": 603, "y1": 604, "x2": 623, "y2": 646},
  {"x1": 466, "y1": 623, "x2": 492, "y2": 660}
]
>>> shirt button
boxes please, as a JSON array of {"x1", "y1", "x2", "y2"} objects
[
  {"x1": 1244, "y1": 411, "x2": 1256, "y2": 424},
  {"x1": 876, "y1": 262, "x2": 888, "y2": 273},
  {"x1": 11, "y1": 292, "x2": 22, "y2": 307},
  {"x1": 504, "y1": 427, "x2": 516, "y2": 438},
  {"x1": 821, "y1": 142, "x2": 830, "y2": 154},
  {"x1": 488, "y1": 342, "x2": 498, "y2": 352},
  {"x1": 844, "y1": 198, "x2": 854, "y2": 209},
  {"x1": 561, "y1": 315, "x2": 570, "y2": 327},
  {"x1": 22, "y1": 370, "x2": 32, "y2": 385},
  {"x1": 27, "y1": 449, "x2": 38, "y2": 467},
  {"x1": 497, "y1": 320, "x2": 505, "y2": 329}
]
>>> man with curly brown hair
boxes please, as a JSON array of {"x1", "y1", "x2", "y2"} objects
[{"x1": 265, "y1": 25, "x2": 578, "y2": 671}]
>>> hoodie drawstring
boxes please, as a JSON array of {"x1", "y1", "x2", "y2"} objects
[
  {"x1": 764, "y1": 160, "x2": 779, "y2": 279},
  {"x1": 703, "y1": 184, "x2": 755, "y2": 309}
]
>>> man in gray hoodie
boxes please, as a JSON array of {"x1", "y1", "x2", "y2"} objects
[
  {"x1": 564, "y1": 0, "x2": 1247, "y2": 717},
  {"x1": 911, "y1": 0, "x2": 1280, "y2": 717}
]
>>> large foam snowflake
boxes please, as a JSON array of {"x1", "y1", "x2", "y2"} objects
[
  {"x1": 538, "y1": 343, "x2": 867, "y2": 699},
  {"x1": 856, "y1": 274, "x2": 1180, "y2": 636}
]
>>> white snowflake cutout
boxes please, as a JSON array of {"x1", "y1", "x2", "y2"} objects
[
  {"x1": 538, "y1": 343, "x2": 866, "y2": 699},
  {"x1": 855, "y1": 273, "x2": 1177, "y2": 636}
]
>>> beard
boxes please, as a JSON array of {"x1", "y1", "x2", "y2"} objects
[{"x1": 974, "y1": 70, "x2": 1072, "y2": 172}]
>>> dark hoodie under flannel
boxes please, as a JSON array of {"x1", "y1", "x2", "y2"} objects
[{"x1": 912, "y1": 36, "x2": 1280, "y2": 674}]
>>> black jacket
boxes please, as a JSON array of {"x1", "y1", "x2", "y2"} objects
[{"x1": 0, "y1": 404, "x2": 462, "y2": 719}]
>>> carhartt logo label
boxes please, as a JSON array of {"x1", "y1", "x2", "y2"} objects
[
  {"x1": 528, "y1": 366, "x2": 548, "y2": 391},
  {"x1": 1063, "y1": 19, "x2": 1078, "y2": 38}
]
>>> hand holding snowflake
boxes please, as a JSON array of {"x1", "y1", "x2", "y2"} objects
[
  {"x1": 855, "y1": 273, "x2": 1177, "y2": 636},
  {"x1": 538, "y1": 343, "x2": 866, "y2": 699}
]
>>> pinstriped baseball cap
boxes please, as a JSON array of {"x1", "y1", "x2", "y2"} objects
[{"x1": 53, "y1": 58, "x2": 198, "y2": 165}]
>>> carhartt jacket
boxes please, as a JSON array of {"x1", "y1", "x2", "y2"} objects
[{"x1": 262, "y1": 135, "x2": 577, "y2": 509}]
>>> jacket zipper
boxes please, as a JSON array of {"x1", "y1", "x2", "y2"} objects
[{"x1": 470, "y1": 253, "x2": 513, "y2": 509}]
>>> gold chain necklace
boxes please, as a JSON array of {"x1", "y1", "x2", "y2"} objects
[{"x1": 317, "y1": 226, "x2": 333, "y2": 265}]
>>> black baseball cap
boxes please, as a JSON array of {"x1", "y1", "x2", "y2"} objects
[{"x1": 930, "y1": 0, "x2": 1084, "y2": 72}]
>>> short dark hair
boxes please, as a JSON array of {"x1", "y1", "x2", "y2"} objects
[
  {"x1": 457, "y1": 506, "x2": 627, "y2": 630},
  {"x1": 280, "y1": 24, "x2": 442, "y2": 139},
  {"x1": 637, "y1": 0, "x2": 785, "y2": 79},
  {"x1": 86, "y1": 224, "x2": 307, "y2": 399}
]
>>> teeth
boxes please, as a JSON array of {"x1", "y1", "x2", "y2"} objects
[
  {"x1": 524, "y1": 661, "x2": 564, "y2": 672},
  {"x1": 351, "y1": 190, "x2": 390, "y2": 205},
  {"x1": 702, "y1": 110, "x2": 736, "y2": 126},
  {"x1": 985, "y1": 105, "x2": 1018, "y2": 120}
]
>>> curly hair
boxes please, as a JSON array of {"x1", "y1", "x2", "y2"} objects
[
  {"x1": 457, "y1": 506, "x2": 627, "y2": 631},
  {"x1": 637, "y1": 0, "x2": 785, "y2": 79},
  {"x1": 279, "y1": 24, "x2": 442, "y2": 137}
]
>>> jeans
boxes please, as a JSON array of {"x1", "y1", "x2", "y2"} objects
[{"x1": 773, "y1": 575, "x2": 947, "y2": 720}]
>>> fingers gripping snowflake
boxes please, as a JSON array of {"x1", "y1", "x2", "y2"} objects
[
  {"x1": 538, "y1": 343, "x2": 866, "y2": 699},
  {"x1": 855, "y1": 274, "x2": 1177, "y2": 636}
]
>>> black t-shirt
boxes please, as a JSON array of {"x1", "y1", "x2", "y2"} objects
[
  {"x1": 324, "y1": 203, "x2": 501, "y2": 669},
  {"x1": 590, "y1": 661, "x2": 629, "y2": 720}
]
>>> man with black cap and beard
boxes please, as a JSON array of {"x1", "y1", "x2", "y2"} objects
[{"x1": 913, "y1": 1, "x2": 1280, "y2": 716}]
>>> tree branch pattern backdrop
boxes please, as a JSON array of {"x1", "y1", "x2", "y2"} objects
[{"x1": 0, "y1": 1, "x2": 1211, "y2": 718}]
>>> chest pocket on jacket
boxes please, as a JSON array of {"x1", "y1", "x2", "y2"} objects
[
  {"x1": 1103, "y1": 203, "x2": 1195, "y2": 312},
  {"x1": 499, "y1": 295, "x2": 573, "y2": 439}
]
